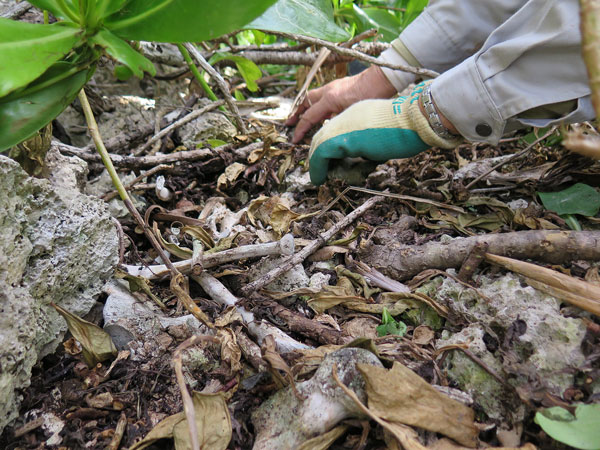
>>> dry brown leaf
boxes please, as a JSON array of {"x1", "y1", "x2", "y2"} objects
[
  {"x1": 247, "y1": 195, "x2": 317, "y2": 237},
  {"x1": 342, "y1": 317, "x2": 379, "y2": 340},
  {"x1": 261, "y1": 335, "x2": 298, "y2": 394},
  {"x1": 173, "y1": 392, "x2": 232, "y2": 450},
  {"x1": 357, "y1": 362, "x2": 478, "y2": 447},
  {"x1": 51, "y1": 302, "x2": 117, "y2": 367},
  {"x1": 85, "y1": 392, "x2": 114, "y2": 409},
  {"x1": 130, "y1": 392, "x2": 232, "y2": 450},
  {"x1": 214, "y1": 306, "x2": 244, "y2": 328},
  {"x1": 412, "y1": 325, "x2": 435, "y2": 346},
  {"x1": 217, "y1": 328, "x2": 242, "y2": 375},
  {"x1": 428, "y1": 438, "x2": 537, "y2": 450},
  {"x1": 291, "y1": 344, "x2": 344, "y2": 378},
  {"x1": 296, "y1": 425, "x2": 349, "y2": 450},
  {"x1": 307, "y1": 245, "x2": 350, "y2": 262},
  {"x1": 382, "y1": 422, "x2": 428, "y2": 450},
  {"x1": 217, "y1": 162, "x2": 247, "y2": 190},
  {"x1": 129, "y1": 412, "x2": 183, "y2": 450}
]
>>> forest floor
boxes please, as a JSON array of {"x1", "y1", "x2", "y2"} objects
[{"x1": 1, "y1": 21, "x2": 599, "y2": 450}]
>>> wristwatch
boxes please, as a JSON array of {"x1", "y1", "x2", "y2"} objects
[{"x1": 421, "y1": 83, "x2": 457, "y2": 140}]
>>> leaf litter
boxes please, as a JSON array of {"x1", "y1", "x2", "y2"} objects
[{"x1": 3, "y1": 32, "x2": 600, "y2": 450}]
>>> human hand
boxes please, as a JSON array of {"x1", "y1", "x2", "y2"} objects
[
  {"x1": 285, "y1": 65, "x2": 397, "y2": 144},
  {"x1": 307, "y1": 81, "x2": 462, "y2": 185}
]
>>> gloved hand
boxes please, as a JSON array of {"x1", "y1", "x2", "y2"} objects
[
  {"x1": 286, "y1": 65, "x2": 398, "y2": 144},
  {"x1": 307, "y1": 81, "x2": 462, "y2": 185}
]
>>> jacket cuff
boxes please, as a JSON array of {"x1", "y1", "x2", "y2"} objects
[{"x1": 431, "y1": 57, "x2": 504, "y2": 144}]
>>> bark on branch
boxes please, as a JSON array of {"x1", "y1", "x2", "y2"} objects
[{"x1": 359, "y1": 230, "x2": 600, "y2": 281}]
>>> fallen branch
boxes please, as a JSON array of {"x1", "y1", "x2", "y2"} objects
[
  {"x1": 241, "y1": 195, "x2": 384, "y2": 295},
  {"x1": 124, "y1": 234, "x2": 295, "y2": 280},
  {"x1": 265, "y1": 30, "x2": 439, "y2": 79},
  {"x1": 359, "y1": 230, "x2": 600, "y2": 281},
  {"x1": 485, "y1": 253, "x2": 600, "y2": 316},
  {"x1": 192, "y1": 272, "x2": 309, "y2": 353},
  {"x1": 234, "y1": 41, "x2": 387, "y2": 66},
  {"x1": 253, "y1": 296, "x2": 351, "y2": 346},
  {"x1": 55, "y1": 140, "x2": 263, "y2": 169}
]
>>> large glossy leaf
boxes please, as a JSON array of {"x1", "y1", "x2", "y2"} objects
[
  {"x1": 0, "y1": 19, "x2": 82, "y2": 97},
  {"x1": 210, "y1": 53, "x2": 261, "y2": 92},
  {"x1": 95, "y1": 0, "x2": 128, "y2": 19},
  {"x1": 362, "y1": 8, "x2": 401, "y2": 42},
  {"x1": 538, "y1": 183, "x2": 600, "y2": 217},
  {"x1": 90, "y1": 28, "x2": 155, "y2": 78},
  {"x1": 104, "y1": 0, "x2": 277, "y2": 43},
  {"x1": 0, "y1": 63, "x2": 94, "y2": 152},
  {"x1": 246, "y1": 0, "x2": 350, "y2": 41},
  {"x1": 27, "y1": 0, "x2": 75, "y2": 21},
  {"x1": 535, "y1": 404, "x2": 600, "y2": 450}
]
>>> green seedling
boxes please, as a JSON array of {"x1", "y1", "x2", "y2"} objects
[{"x1": 376, "y1": 307, "x2": 407, "y2": 337}]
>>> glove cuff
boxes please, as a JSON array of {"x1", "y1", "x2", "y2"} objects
[{"x1": 408, "y1": 83, "x2": 462, "y2": 150}]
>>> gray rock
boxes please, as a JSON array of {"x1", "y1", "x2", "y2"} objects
[
  {"x1": 176, "y1": 99, "x2": 237, "y2": 149},
  {"x1": 102, "y1": 280, "x2": 207, "y2": 354},
  {"x1": 0, "y1": 151, "x2": 118, "y2": 433},
  {"x1": 425, "y1": 272, "x2": 587, "y2": 422}
]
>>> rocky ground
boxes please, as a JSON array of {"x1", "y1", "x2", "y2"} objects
[{"x1": 1, "y1": 4, "x2": 599, "y2": 449}]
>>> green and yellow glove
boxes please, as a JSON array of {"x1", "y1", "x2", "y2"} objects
[{"x1": 307, "y1": 81, "x2": 462, "y2": 185}]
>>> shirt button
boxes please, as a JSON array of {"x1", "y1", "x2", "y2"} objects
[{"x1": 475, "y1": 123, "x2": 493, "y2": 137}]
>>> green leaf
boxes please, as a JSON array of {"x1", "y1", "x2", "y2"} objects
[
  {"x1": 535, "y1": 404, "x2": 600, "y2": 450},
  {"x1": 89, "y1": 28, "x2": 155, "y2": 78},
  {"x1": 210, "y1": 53, "x2": 261, "y2": 92},
  {"x1": 95, "y1": 0, "x2": 128, "y2": 19},
  {"x1": 234, "y1": 89, "x2": 245, "y2": 101},
  {"x1": 376, "y1": 307, "x2": 407, "y2": 337},
  {"x1": 28, "y1": 0, "x2": 77, "y2": 21},
  {"x1": 362, "y1": 8, "x2": 401, "y2": 42},
  {"x1": 246, "y1": 0, "x2": 351, "y2": 42},
  {"x1": 0, "y1": 19, "x2": 82, "y2": 97},
  {"x1": 114, "y1": 64, "x2": 134, "y2": 81},
  {"x1": 207, "y1": 139, "x2": 228, "y2": 147},
  {"x1": 401, "y1": 0, "x2": 428, "y2": 29},
  {"x1": 0, "y1": 63, "x2": 94, "y2": 152},
  {"x1": 538, "y1": 183, "x2": 600, "y2": 217},
  {"x1": 104, "y1": 0, "x2": 278, "y2": 43}
]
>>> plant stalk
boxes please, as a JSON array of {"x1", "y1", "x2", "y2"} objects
[
  {"x1": 177, "y1": 43, "x2": 221, "y2": 106},
  {"x1": 77, "y1": 89, "x2": 179, "y2": 274}
]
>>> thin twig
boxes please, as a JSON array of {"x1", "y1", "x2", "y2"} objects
[
  {"x1": 465, "y1": 127, "x2": 556, "y2": 189},
  {"x1": 79, "y1": 90, "x2": 216, "y2": 328},
  {"x1": 241, "y1": 195, "x2": 383, "y2": 295},
  {"x1": 183, "y1": 43, "x2": 247, "y2": 134},
  {"x1": 264, "y1": 30, "x2": 439, "y2": 79},
  {"x1": 106, "y1": 411, "x2": 127, "y2": 450}
]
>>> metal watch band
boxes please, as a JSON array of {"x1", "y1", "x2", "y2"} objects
[{"x1": 421, "y1": 84, "x2": 456, "y2": 140}]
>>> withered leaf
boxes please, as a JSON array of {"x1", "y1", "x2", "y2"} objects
[
  {"x1": 51, "y1": 302, "x2": 117, "y2": 367},
  {"x1": 130, "y1": 392, "x2": 232, "y2": 450},
  {"x1": 296, "y1": 425, "x2": 349, "y2": 450},
  {"x1": 357, "y1": 362, "x2": 478, "y2": 447}
]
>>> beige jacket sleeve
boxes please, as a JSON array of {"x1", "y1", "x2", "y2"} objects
[{"x1": 380, "y1": 0, "x2": 593, "y2": 144}]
